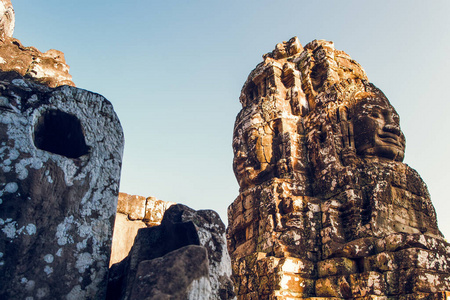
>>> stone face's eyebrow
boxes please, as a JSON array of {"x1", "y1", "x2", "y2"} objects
[{"x1": 359, "y1": 100, "x2": 391, "y2": 111}]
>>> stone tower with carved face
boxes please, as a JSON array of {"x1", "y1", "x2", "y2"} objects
[{"x1": 227, "y1": 38, "x2": 450, "y2": 299}]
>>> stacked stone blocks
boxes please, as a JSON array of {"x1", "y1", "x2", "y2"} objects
[{"x1": 228, "y1": 37, "x2": 450, "y2": 299}]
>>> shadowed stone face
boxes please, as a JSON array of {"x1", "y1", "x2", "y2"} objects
[
  {"x1": 352, "y1": 91, "x2": 405, "y2": 161},
  {"x1": 233, "y1": 123, "x2": 260, "y2": 189},
  {"x1": 233, "y1": 115, "x2": 276, "y2": 189}
]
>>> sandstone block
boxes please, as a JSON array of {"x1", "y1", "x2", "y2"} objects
[
  {"x1": 255, "y1": 256, "x2": 280, "y2": 276},
  {"x1": 143, "y1": 196, "x2": 175, "y2": 225},
  {"x1": 116, "y1": 192, "x2": 146, "y2": 220},
  {"x1": 318, "y1": 257, "x2": 357, "y2": 277},
  {"x1": 321, "y1": 225, "x2": 346, "y2": 244},
  {"x1": 279, "y1": 257, "x2": 316, "y2": 278},
  {"x1": 109, "y1": 213, "x2": 146, "y2": 266},
  {"x1": 363, "y1": 252, "x2": 397, "y2": 273},
  {"x1": 395, "y1": 248, "x2": 450, "y2": 273},
  {"x1": 349, "y1": 272, "x2": 386, "y2": 297},
  {"x1": 315, "y1": 275, "x2": 352, "y2": 298},
  {"x1": 399, "y1": 269, "x2": 450, "y2": 294}
]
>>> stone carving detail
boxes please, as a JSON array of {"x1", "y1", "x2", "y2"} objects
[
  {"x1": 228, "y1": 37, "x2": 450, "y2": 298},
  {"x1": 0, "y1": 71, "x2": 124, "y2": 299}
]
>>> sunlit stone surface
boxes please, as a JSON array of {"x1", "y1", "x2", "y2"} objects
[{"x1": 227, "y1": 37, "x2": 450, "y2": 299}]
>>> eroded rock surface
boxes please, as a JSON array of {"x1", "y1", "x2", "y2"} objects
[
  {"x1": 108, "y1": 204, "x2": 235, "y2": 300},
  {"x1": 0, "y1": 1, "x2": 74, "y2": 87},
  {"x1": 129, "y1": 245, "x2": 211, "y2": 300},
  {"x1": 0, "y1": 71, "x2": 124, "y2": 299},
  {"x1": 227, "y1": 37, "x2": 450, "y2": 299},
  {"x1": 0, "y1": 0, "x2": 13, "y2": 39}
]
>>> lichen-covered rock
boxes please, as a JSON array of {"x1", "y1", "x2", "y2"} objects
[
  {"x1": 228, "y1": 37, "x2": 450, "y2": 298},
  {"x1": 0, "y1": 71, "x2": 124, "y2": 299},
  {"x1": 0, "y1": 1, "x2": 74, "y2": 87},
  {"x1": 108, "y1": 204, "x2": 236, "y2": 300}
]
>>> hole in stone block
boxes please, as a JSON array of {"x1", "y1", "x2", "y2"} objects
[{"x1": 34, "y1": 110, "x2": 89, "y2": 158}]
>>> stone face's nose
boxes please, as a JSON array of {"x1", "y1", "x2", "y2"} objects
[
  {"x1": 33, "y1": 109, "x2": 90, "y2": 159},
  {"x1": 382, "y1": 112, "x2": 401, "y2": 137},
  {"x1": 383, "y1": 123, "x2": 401, "y2": 136}
]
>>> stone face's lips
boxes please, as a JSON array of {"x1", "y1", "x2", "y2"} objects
[{"x1": 377, "y1": 131, "x2": 403, "y2": 147}]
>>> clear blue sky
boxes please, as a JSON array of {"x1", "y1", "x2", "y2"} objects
[{"x1": 12, "y1": 1, "x2": 450, "y2": 237}]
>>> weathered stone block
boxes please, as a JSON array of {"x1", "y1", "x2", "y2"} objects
[
  {"x1": 342, "y1": 238, "x2": 376, "y2": 258},
  {"x1": 318, "y1": 257, "x2": 357, "y2": 277},
  {"x1": 279, "y1": 257, "x2": 316, "y2": 278},
  {"x1": 109, "y1": 213, "x2": 146, "y2": 266},
  {"x1": 143, "y1": 196, "x2": 175, "y2": 226},
  {"x1": 399, "y1": 269, "x2": 450, "y2": 294},
  {"x1": 395, "y1": 248, "x2": 450, "y2": 273},
  {"x1": 0, "y1": 0, "x2": 14, "y2": 38},
  {"x1": 129, "y1": 245, "x2": 210, "y2": 300},
  {"x1": 315, "y1": 275, "x2": 352, "y2": 298},
  {"x1": 108, "y1": 204, "x2": 235, "y2": 300},
  {"x1": 397, "y1": 292, "x2": 450, "y2": 300},
  {"x1": 350, "y1": 272, "x2": 386, "y2": 297},
  {"x1": 276, "y1": 273, "x2": 315, "y2": 295},
  {"x1": 0, "y1": 72, "x2": 123, "y2": 299},
  {"x1": 364, "y1": 252, "x2": 397, "y2": 273},
  {"x1": 384, "y1": 271, "x2": 400, "y2": 295},
  {"x1": 0, "y1": 38, "x2": 74, "y2": 87},
  {"x1": 116, "y1": 192, "x2": 146, "y2": 220},
  {"x1": 255, "y1": 255, "x2": 280, "y2": 276},
  {"x1": 321, "y1": 225, "x2": 346, "y2": 244}
]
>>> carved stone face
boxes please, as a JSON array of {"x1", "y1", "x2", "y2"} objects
[
  {"x1": 352, "y1": 92, "x2": 405, "y2": 161},
  {"x1": 233, "y1": 124, "x2": 258, "y2": 188},
  {"x1": 233, "y1": 115, "x2": 274, "y2": 189}
]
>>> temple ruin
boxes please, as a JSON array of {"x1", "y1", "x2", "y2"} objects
[
  {"x1": 1, "y1": 0, "x2": 450, "y2": 298},
  {"x1": 227, "y1": 37, "x2": 450, "y2": 299}
]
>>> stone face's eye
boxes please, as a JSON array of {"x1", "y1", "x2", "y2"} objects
[
  {"x1": 371, "y1": 112, "x2": 381, "y2": 119},
  {"x1": 33, "y1": 110, "x2": 90, "y2": 158},
  {"x1": 393, "y1": 114, "x2": 400, "y2": 123}
]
